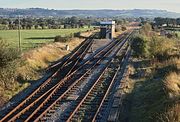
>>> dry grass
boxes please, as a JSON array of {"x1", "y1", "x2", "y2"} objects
[
  {"x1": 168, "y1": 58, "x2": 179, "y2": 69},
  {"x1": 18, "y1": 37, "x2": 83, "y2": 80},
  {"x1": 149, "y1": 36, "x2": 175, "y2": 57},
  {"x1": 114, "y1": 31, "x2": 123, "y2": 38},
  {"x1": 155, "y1": 58, "x2": 180, "y2": 71},
  {"x1": 80, "y1": 31, "x2": 95, "y2": 38},
  {"x1": 163, "y1": 72, "x2": 180, "y2": 99},
  {"x1": 1, "y1": 38, "x2": 84, "y2": 104},
  {"x1": 158, "y1": 104, "x2": 180, "y2": 122},
  {"x1": 128, "y1": 64, "x2": 135, "y2": 75}
]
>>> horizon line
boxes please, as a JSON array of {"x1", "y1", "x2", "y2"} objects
[
  {"x1": 1, "y1": 7, "x2": 180, "y2": 14},
  {"x1": 0, "y1": 7, "x2": 176, "y2": 12}
]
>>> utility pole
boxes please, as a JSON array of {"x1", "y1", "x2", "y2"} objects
[{"x1": 18, "y1": 15, "x2": 21, "y2": 52}]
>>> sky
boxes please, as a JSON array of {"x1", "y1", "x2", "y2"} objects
[{"x1": 0, "y1": 0, "x2": 180, "y2": 13}]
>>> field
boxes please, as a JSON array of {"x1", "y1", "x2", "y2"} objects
[
  {"x1": 177, "y1": 31, "x2": 180, "y2": 37},
  {"x1": 0, "y1": 28, "x2": 91, "y2": 50}
]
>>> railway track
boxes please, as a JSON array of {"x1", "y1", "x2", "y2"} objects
[
  {"x1": 0, "y1": 31, "x2": 133, "y2": 122},
  {"x1": 94, "y1": 45, "x2": 132, "y2": 122},
  {"x1": 25, "y1": 33, "x2": 129, "y2": 122},
  {"x1": 65, "y1": 33, "x2": 132, "y2": 122},
  {"x1": 47, "y1": 34, "x2": 95, "y2": 72},
  {"x1": 34, "y1": 35, "x2": 129, "y2": 121},
  {"x1": 0, "y1": 34, "x2": 95, "y2": 122}
]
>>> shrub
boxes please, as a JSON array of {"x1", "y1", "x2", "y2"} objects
[
  {"x1": 140, "y1": 23, "x2": 152, "y2": 36},
  {"x1": 0, "y1": 39, "x2": 19, "y2": 89},
  {"x1": 54, "y1": 35, "x2": 72, "y2": 42},
  {"x1": 158, "y1": 104, "x2": 180, "y2": 122},
  {"x1": 149, "y1": 36, "x2": 175, "y2": 60},
  {"x1": 0, "y1": 39, "x2": 19, "y2": 67},
  {"x1": 115, "y1": 25, "x2": 121, "y2": 32},
  {"x1": 121, "y1": 26, "x2": 127, "y2": 31},
  {"x1": 163, "y1": 72, "x2": 180, "y2": 98},
  {"x1": 74, "y1": 32, "x2": 81, "y2": 37},
  {"x1": 131, "y1": 35, "x2": 149, "y2": 57}
]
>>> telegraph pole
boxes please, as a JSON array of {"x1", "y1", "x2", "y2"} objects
[{"x1": 18, "y1": 15, "x2": 21, "y2": 52}]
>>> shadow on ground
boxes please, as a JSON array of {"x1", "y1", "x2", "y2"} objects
[{"x1": 25, "y1": 37, "x2": 55, "y2": 40}]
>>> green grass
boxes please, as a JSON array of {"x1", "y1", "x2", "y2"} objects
[
  {"x1": 0, "y1": 28, "x2": 91, "y2": 50},
  {"x1": 177, "y1": 32, "x2": 180, "y2": 37}
]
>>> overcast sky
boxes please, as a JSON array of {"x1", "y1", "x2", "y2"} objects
[{"x1": 1, "y1": 0, "x2": 180, "y2": 13}]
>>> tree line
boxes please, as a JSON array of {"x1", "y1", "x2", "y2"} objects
[
  {"x1": 0, "y1": 16, "x2": 138, "y2": 30},
  {"x1": 154, "y1": 17, "x2": 180, "y2": 27},
  {"x1": 0, "y1": 16, "x2": 95, "y2": 30}
]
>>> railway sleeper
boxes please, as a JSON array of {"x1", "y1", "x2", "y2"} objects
[
  {"x1": 45, "y1": 113, "x2": 52, "y2": 117},
  {"x1": 68, "y1": 90, "x2": 77, "y2": 93},
  {"x1": 47, "y1": 109, "x2": 56, "y2": 113},
  {"x1": 30, "y1": 97, "x2": 40, "y2": 102},
  {"x1": 54, "y1": 92, "x2": 64, "y2": 96},
  {"x1": 19, "y1": 114, "x2": 29, "y2": 120},
  {"x1": 42, "y1": 103, "x2": 53, "y2": 108}
]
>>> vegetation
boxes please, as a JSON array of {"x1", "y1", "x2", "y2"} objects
[
  {"x1": 0, "y1": 40, "x2": 19, "y2": 67},
  {"x1": 0, "y1": 28, "x2": 91, "y2": 50},
  {"x1": 119, "y1": 22, "x2": 180, "y2": 122},
  {"x1": 149, "y1": 36, "x2": 175, "y2": 60},
  {"x1": 121, "y1": 26, "x2": 127, "y2": 31},
  {"x1": 154, "y1": 17, "x2": 180, "y2": 27},
  {"x1": 0, "y1": 39, "x2": 20, "y2": 105},
  {"x1": 140, "y1": 23, "x2": 152, "y2": 36},
  {"x1": 54, "y1": 35, "x2": 73, "y2": 42},
  {"x1": 0, "y1": 16, "x2": 93, "y2": 30},
  {"x1": 0, "y1": 17, "x2": 94, "y2": 107},
  {"x1": 0, "y1": 37, "x2": 84, "y2": 107},
  {"x1": 132, "y1": 23, "x2": 175, "y2": 60},
  {"x1": 131, "y1": 35, "x2": 149, "y2": 57},
  {"x1": 127, "y1": 57, "x2": 180, "y2": 122}
]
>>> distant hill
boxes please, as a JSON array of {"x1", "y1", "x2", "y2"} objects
[{"x1": 0, "y1": 8, "x2": 180, "y2": 18}]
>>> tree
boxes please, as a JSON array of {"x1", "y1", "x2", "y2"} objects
[
  {"x1": 0, "y1": 39, "x2": 19, "y2": 67},
  {"x1": 149, "y1": 36, "x2": 174, "y2": 60},
  {"x1": 121, "y1": 26, "x2": 127, "y2": 31},
  {"x1": 34, "y1": 25, "x2": 38, "y2": 29},
  {"x1": 154, "y1": 17, "x2": 166, "y2": 26},
  {"x1": 70, "y1": 16, "x2": 78, "y2": 24},
  {"x1": 1, "y1": 19, "x2": 8, "y2": 25},
  {"x1": 176, "y1": 18, "x2": 180, "y2": 25},
  {"x1": 116, "y1": 19, "x2": 124, "y2": 25},
  {"x1": 140, "y1": 23, "x2": 152, "y2": 36},
  {"x1": 131, "y1": 35, "x2": 149, "y2": 57}
]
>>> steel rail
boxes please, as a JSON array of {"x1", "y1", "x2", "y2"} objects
[
  {"x1": 31, "y1": 34, "x2": 129, "y2": 122},
  {"x1": 0, "y1": 32, "x2": 128, "y2": 122},
  {"x1": 0, "y1": 34, "x2": 94, "y2": 122},
  {"x1": 2, "y1": 33, "x2": 122, "y2": 122},
  {"x1": 66, "y1": 32, "x2": 132, "y2": 122},
  {"x1": 47, "y1": 34, "x2": 95, "y2": 71},
  {"x1": 92, "y1": 45, "x2": 131, "y2": 122},
  {"x1": 5, "y1": 34, "x2": 94, "y2": 122}
]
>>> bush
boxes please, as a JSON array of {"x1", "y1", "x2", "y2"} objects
[
  {"x1": 0, "y1": 39, "x2": 19, "y2": 67},
  {"x1": 149, "y1": 36, "x2": 175, "y2": 60},
  {"x1": 0, "y1": 39, "x2": 19, "y2": 89},
  {"x1": 121, "y1": 26, "x2": 127, "y2": 31},
  {"x1": 115, "y1": 25, "x2": 121, "y2": 32},
  {"x1": 131, "y1": 35, "x2": 149, "y2": 57},
  {"x1": 140, "y1": 23, "x2": 152, "y2": 36},
  {"x1": 163, "y1": 72, "x2": 180, "y2": 98},
  {"x1": 74, "y1": 32, "x2": 81, "y2": 37},
  {"x1": 54, "y1": 35, "x2": 72, "y2": 42}
]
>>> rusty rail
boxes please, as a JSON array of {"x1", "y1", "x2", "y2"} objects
[
  {"x1": 0, "y1": 34, "x2": 94, "y2": 122},
  {"x1": 92, "y1": 44, "x2": 132, "y2": 122},
  {"x1": 66, "y1": 32, "x2": 132, "y2": 122},
  {"x1": 0, "y1": 32, "x2": 130, "y2": 122},
  {"x1": 30, "y1": 35, "x2": 123, "y2": 122}
]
